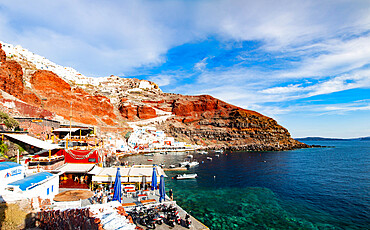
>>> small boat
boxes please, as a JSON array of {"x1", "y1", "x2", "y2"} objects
[
  {"x1": 159, "y1": 163, "x2": 165, "y2": 168},
  {"x1": 198, "y1": 151, "x2": 208, "y2": 155},
  {"x1": 215, "y1": 154, "x2": 220, "y2": 157},
  {"x1": 187, "y1": 161, "x2": 199, "y2": 167},
  {"x1": 186, "y1": 154, "x2": 193, "y2": 159},
  {"x1": 144, "y1": 153, "x2": 154, "y2": 156},
  {"x1": 215, "y1": 149, "x2": 224, "y2": 154},
  {"x1": 179, "y1": 159, "x2": 199, "y2": 168},
  {"x1": 207, "y1": 157, "x2": 212, "y2": 161},
  {"x1": 169, "y1": 164, "x2": 176, "y2": 168},
  {"x1": 147, "y1": 159, "x2": 153, "y2": 161},
  {"x1": 174, "y1": 173, "x2": 198, "y2": 180},
  {"x1": 179, "y1": 161, "x2": 189, "y2": 167}
]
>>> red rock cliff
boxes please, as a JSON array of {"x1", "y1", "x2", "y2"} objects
[
  {"x1": 30, "y1": 70, "x2": 117, "y2": 125},
  {"x1": 0, "y1": 42, "x2": 306, "y2": 151},
  {"x1": 137, "y1": 94, "x2": 307, "y2": 151}
]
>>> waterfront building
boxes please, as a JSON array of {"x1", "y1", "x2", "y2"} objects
[
  {"x1": 127, "y1": 126, "x2": 196, "y2": 152},
  {"x1": 1, "y1": 171, "x2": 59, "y2": 202},
  {"x1": 56, "y1": 163, "x2": 96, "y2": 189},
  {"x1": 91, "y1": 165, "x2": 165, "y2": 186},
  {"x1": 0, "y1": 161, "x2": 25, "y2": 191}
]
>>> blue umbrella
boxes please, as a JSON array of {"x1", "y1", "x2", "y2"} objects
[
  {"x1": 159, "y1": 175, "x2": 166, "y2": 202},
  {"x1": 151, "y1": 166, "x2": 157, "y2": 192},
  {"x1": 112, "y1": 168, "x2": 121, "y2": 203}
]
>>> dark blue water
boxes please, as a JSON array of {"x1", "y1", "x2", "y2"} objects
[{"x1": 127, "y1": 141, "x2": 370, "y2": 229}]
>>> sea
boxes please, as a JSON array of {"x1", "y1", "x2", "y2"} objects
[{"x1": 125, "y1": 140, "x2": 370, "y2": 230}]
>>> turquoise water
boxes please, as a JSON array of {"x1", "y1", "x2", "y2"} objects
[{"x1": 126, "y1": 141, "x2": 370, "y2": 229}]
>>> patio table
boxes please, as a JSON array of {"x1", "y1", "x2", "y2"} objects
[
  {"x1": 126, "y1": 189, "x2": 136, "y2": 198},
  {"x1": 137, "y1": 194, "x2": 148, "y2": 201}
]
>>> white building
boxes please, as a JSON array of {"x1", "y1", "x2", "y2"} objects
[
  {"x1": 105, "y1": 136, "x2": 129, "y2": 153},
  {"x1": 3, "y1": 172, "x2": 59, "y2": 201},
  {"x1": 91, "y1": 165, "x2": 166, "y2": 184},
  {"x1": 0, "y1": 162, "x2": 25, "y2": 191},
  {"x1": 126, "y1": 126, "x2": 196, "y2": 152}
]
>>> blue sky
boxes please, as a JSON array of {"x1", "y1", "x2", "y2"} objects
[{"x1": 1, "y1": 0, "x2": 369, "y2": 138}]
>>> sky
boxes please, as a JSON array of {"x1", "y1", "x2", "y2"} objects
[{"x1": 0, "y1": 0, "x2": 369, "y2": 138}]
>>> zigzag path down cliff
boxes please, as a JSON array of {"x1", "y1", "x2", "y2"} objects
[{"x1": 0, "y1": 42, "x2": 308, "y2": 151}]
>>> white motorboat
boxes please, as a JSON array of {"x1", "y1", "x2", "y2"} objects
[
  {"x1": 187, "y1": 161, "x2": 199, "y2": 167},
  {"x1": 197, "y1": 151, "x2": 208, "y2": 155},
  {"x1": 179, "y1": 159, "x2": 199, "y2": 168},
  {"x1": 179, "y1": 161, "x2": 189, "y2": 167},
  {"x1": 207, "y1": 157, "x2": 212, "y2": 161},
  {"x1": 169, "y1": 164, "x2": 176, "y2": 168},
  {"x1": 174, "y1": 173, "x2": 198, "y2": 180},
  {"x1": 215, "y1": 149, "x2": 224, "y2": 154},
  {"x1": 144, "y1": 153, "x2": 154, "y2": 156}
]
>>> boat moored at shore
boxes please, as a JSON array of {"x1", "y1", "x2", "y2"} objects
[{"x1": 174, "y1": 173, "x2": 198, "y2": 180}]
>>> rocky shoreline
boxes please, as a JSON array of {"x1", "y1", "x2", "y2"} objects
[{"x1": 205, "y1": 142, "x2": 311, "y2": 152}]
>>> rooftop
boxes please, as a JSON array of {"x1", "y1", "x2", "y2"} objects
[
  {"x1": 3, "y1": 133, "x2": 60, "y2": 150},
  {"x1": 0, "y1": 161, "x2": 22, "y2": 171},
  {"x1": 8, "y1": 172, "x2": 54, "y2": 191}
]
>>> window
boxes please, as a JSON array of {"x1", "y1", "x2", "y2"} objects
[
  {"x1": 52, "y1": 185, "x2": 54, "y2": 192},
  {"x1": 88, "y1": 158, "x2": 96, "y2": 162},
  {"x1": 47, "y1": 188, "x2": 49, "y2": 195}
]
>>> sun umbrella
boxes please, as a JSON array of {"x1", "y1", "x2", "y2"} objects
[
  {"x1": 151, "y1": 166, "x2": 157, "y2": 192},
  {"x1": 159, "y1": 175, "x2": 166, "y2": 202},
  {"x1": 112, "y1": 167, "x2": 121, "y2": 203}
]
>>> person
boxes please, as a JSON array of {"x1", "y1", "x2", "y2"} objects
[{"x1": 169, "y1": 189, "x2": 173, "y2": 200}]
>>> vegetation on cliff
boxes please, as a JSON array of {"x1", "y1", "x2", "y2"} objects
[{"x1": 0, "y1": 111, "x2": 19, "y2": 130}]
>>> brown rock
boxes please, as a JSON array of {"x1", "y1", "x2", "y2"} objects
[
  {"x1": 137, "y1": 106, "x2": 157, "y2": 119},
  {"x1": 0, "y1": 60, "x2": 24, "y2": 98},
  {"x1": 30, "y1": 70, "x2": 115, "y2": 126},
  {"x1": 0, "y1": 43, "x2": 6, "y2": 63},
  {"x1": 21, "y1": 88, "x2": 41, "y2": 106},
  {"x1": 119, "y1": 104, "x2": 137, "y2": 120},
  {"x1": 31, "y1": 70, "x2": 71, "y2": 94}
]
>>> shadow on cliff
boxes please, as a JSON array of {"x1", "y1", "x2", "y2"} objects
[
  {"x1": 0, "y1": 199, "x2": 7, "y2": 230},
  {"x1": 24, "y1": 212, "x2": 37, "y2": 229}
]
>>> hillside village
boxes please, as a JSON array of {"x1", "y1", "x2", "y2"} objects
[{"x1": 0, "y1": 39, "x2": 307, "y2": 229}]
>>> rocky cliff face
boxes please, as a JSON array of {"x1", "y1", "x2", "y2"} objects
[
  {"x1": 0, "y1": 41, "x2": 307, "y2": 150},
  {"x1": 127, "y1": 94, "x2": 308, "y2": 150}
]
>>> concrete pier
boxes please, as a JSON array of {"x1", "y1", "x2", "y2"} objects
[{"x1": 121, "y1": 190, "x2": 209, "y2": 230}]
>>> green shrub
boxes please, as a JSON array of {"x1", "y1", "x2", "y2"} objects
[{"x1": 0, "y1": 111, "x2": 19, "y2": 129}]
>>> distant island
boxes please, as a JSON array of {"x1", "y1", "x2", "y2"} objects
[{"x1": 296, "y1": 137, "x2": 370, "y2": 141}]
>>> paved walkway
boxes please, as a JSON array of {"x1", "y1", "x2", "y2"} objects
[{"x1": 121, "y1": 190, "x2": 209, "y2": 230}]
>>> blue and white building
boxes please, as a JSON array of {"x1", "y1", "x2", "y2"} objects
[
  {"x1": 1, "y1": 171, "x2": 59, "y2": 202},
  {"x1": 0, "y1": 162, "x2": 25, "y2": 191}
]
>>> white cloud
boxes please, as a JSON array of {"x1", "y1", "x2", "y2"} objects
[
  {"x1": 286, "y1": 100, "x2": 370, "y2": 116},
  {"x1": 259, "y1": 68, "x2": 370, "y2": 100},
  {"x1": 279, "y1": 36, "x2": 370, "y2": 78},
  {"x1": 1, "y1": 0, "x2": 370, "y2": 77},
  {"x1": 148, "y1": 74, "x2": 174, "y2": 86},
  {"x1": 261, "y1": 84, "x2": 305, "y2": 94},
  {"x1": 194, "y1": 57, "x2": 208, "y2": 71}
]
